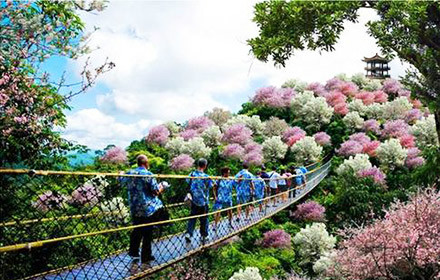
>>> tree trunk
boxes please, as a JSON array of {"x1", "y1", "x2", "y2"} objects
[{"x1": 435, "y1": 110, "x2": 440, "y2": 145}]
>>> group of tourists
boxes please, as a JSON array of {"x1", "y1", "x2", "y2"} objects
[{"x1": 121, "y1": 154, "x2": 308, "y2": 263}]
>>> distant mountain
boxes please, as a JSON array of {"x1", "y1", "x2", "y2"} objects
[{"x1": 68, "y1": 150, "x2": 96, "y2": 167}]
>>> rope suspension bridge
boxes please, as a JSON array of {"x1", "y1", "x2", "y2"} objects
[{"x1": 0, "y1": 159, "x2": 331, "y2": 280}]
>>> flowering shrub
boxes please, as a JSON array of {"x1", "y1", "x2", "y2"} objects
[
  {"x1": 293, "y1": 223, "x2": 336, "y2": 266},
  {"x1": 292, "y1": 91, "x2": 333, "y2": 128},
  {"x1": 252, "y1": 86, "x2": 295, "y2": 108},
  {"x1": 101, "y1": 146, "x2": 127, "y2": 164},
  {"x1": 146, "y1": 125, "x2": 170, "y2": 145},
  {"x1": 381, "y1": 119, "x2": 409, "y2": 138},
  {"x1": 282, "y1": 78, "x2": 308, "y2": 92},
  {"x1": 244, "y1": 142, "x2": 263, "y2": 154},
  {"x1": 376, "y1": 139, "x2": 407, "y2": 167},
  {"x1": 362, "y1": 119, "x2": 381, "y2": 134},
  {"x1": 290, "y1": 136, "x2": 323, "y2": 164},
  {"x1": 399, "y1": 134, "x2": 415, "y2": 148},
  {"x1": 260, "y1": 229, "x2": 292, "y2": 249},
  {"x1": 262, "y1": 136, "x2": 288, "y2": 160},
  {"x1": 223, "y1": 144, "x2": 245, "y2": 160},
  {"x1": 165, "y1": 137, "x2": 186, "y2": 157},
  {"x1": 357, "y1": 167, "x2": 386, "y2": 185},
  {"x1": 355, "y1": 91, "x2": 375, "y2": 105},
  {"x1": 373, "y1": 90, "x2": 388, "y2": 103},
  {"x1": 186, "y1": 116, "x2": 214, "y2": 133},
  {"x1": 99, "y1": 197, "x2": 130, "y2": 224},
  {"x1": 381, "y1": 78, "x2": 402, "y2": 96},
  {"x1": 205, "y1": 107, "x2": 232, "y2": 126},
  {"x1": 179, "y1": 129, "x2": 199, "y2": 140},
  {"x1": 328, "y1": 188, "x2": 440, "y2": 280},
  {"x1": 362, "y1": 79, "x2": 382, "y2": 91},
  {"x1": 226, "y1": 115, "x2": 265, "y2": 136},
  {"x1": 336, "y1": 154, "x2": 372, "y2": 176},
  {"x1": 342, "y1": 112, "x2": 364, "y2": 130},
  {"x1": 313, "y1": 132, "x2": 331, "y2": 146},
  {"x1": 201, "y1": 125, "x2": 222, "y2": 147},
  {"x1": 243, "y1": 152, "x2": 264, "y2": 166},
  {"x1": 326, "y1": 91, "x2": 346, "y2": 107},
  {"x1": 229, "y1": 267, "x2": 262, "y2": 280},
  {"x1": 283, "y1": 127, "x2": 306, "y2": 143},
  {"x1": 333, "y1": 102, "x2": 349, "y2": 115},
  {"x1": 362, "y1": 140, "x2": 381, "y2": 157},
  {"x1": 222, "y1": 124, "x2": 253, "y2": 145},
  {"x1": 181, "y1": 137, "x2": 212, "y2": 159},
  {"x1": 170, "y1": 154, "x2": 195, "y2": 171},
  {"x1": 364, "y1": 103, "x2": 384, "y2": 119},
  {"x1": 291, "y1": 201, "x2": 326, "y2": 222},
  {"x1": 347, "y1": 99, "x2": 367, "y2": 116},
  {"x1": 337, "y1": 140, "x2": 363, "y2": 157},
  {"x1": 405, "y1": 147, "x2": 425, "y2": 169},
  {"x1": 264, "y1": 117, "x2": 289, "y2": 137},
  {"x1": 306, "y1": 82, "x2": 327, "y2": 97},
  {"x1": 349, "y1": 132, "x2": 371, "y2": 146},
  {"x1": 405, "y1": 108, "x2": 422, "y2": 124},
  {"x1": 164, "y1": 121, "x2": 180, "y2": 136},
  {"x1": 382, "y1": 97, "x2": 413, "y2": 120},
  {"x1": 313, "y1": 252, "x2": 336, "y2": 275},
  {"x1": 70, "y1": 184, "x2": 103, "y2": 207},
  {"x1": 168, "y1": 256, "x2": 210, "y2": 280},
  {"x1": 410, "y1": 115, "x2": 439, "y2": 148},
  {"x1": 32, "y1": 191, "x2": 67, "y2": 213}
]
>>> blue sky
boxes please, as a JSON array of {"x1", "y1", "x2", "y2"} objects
[{"x1": 49, "y1": 1, "x2": 408, "y2": 150}]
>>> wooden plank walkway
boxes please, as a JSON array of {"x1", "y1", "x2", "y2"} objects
[{"x1": 33, "y1": 162, "x2": 330, "y2": 280}]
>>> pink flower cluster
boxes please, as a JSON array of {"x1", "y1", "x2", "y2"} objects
[
  {"x1": 382, "y1": 120, "x2": 409, "y2": 138},
  {"x1": 222, "y1": 124, "x2": 253, "y2": 145},
  {"x1": 101, "y1": 146, "x2": 127, "y2": 164},
  {"x1": 170, "y1": 154, "x2": 195, "y2": 171},
  {"x1": 326, "y1": 91, "x2": 348, "y2": 115},
  {"x1": 146, "y1": 125, "x2": 170, "y2": 145},
  {"x1": 405, "y1": 109, "x2": 422, "y2": 124},
  {"x1": 70, "y1": 184, "x2": 103, "y2": 206},
  {"x1": 355, "y1": 91, "x2": 375, "y2": 105},
  {"x1": 372, "y1": 90, "x2": 388, "y2": 103},
  {"x1": 179, "y1": 129, "x2": 199, "y2": 140},
  {"x1": 291, "y1": 201, "x2": 326, "y2": 222},
  {"x1": 32, "y1": 191, "x2": 66, "y2": 212},
  {"x1": 260, "y1": 229, "x2": 292, "y2": 249},
  {"x1": 283, "y1": 126, "x2": 306, "y2": 146},
  {"x1": 357, "y1": 167, "x2": 386, "y2": 185},
  {"x1": 399, "y1": 134, "x2": 415, "y2": 148},
  {"x1": 329, "y1": 188, "x2": 440, "y2": 279},
  {"x1": 222, "y1": 144, "x2": 245, "y2": 160},
  {"x1": 186, "y1": 116, "x2": 214, "y2": 133},
  {"x1": 325, "y1": 78, "x2": 358, "y2": 97},
  {"x1": 252, "y1": 86, "x2": 296, "y2": 108},
  {"x1": 405, "y1": 148, "x2": 425, "y2": 169},
  {"x1": 362, "y1": 141, "x2": 381, "y2": 157},
  {"x1": 337, "y1": 140, "x2": 363, "y2": 156},
  {"x1": 363, "y1": 119, "x2": 381, "y2": 134},
  {"x1": 381, "y1": 79, "x2": 402, "y2": 96},
  {"x1": 306, "y1": 82, "x2": 327, "y2": 97},
  {"x1": 313, "y1": 132, "x2": 331, "y2": 146},
  {"x1": 338, "y1": 133, "x2": 380, "y2": 157},
  {"x1": 243, "y1": 142, "x2": 264, "y2": 165}
]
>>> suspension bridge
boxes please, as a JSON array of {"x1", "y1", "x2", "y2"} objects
[{"x1": 0, "y1": 159, "x2": 331, "y2": 280}]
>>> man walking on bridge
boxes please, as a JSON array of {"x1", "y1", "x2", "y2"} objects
[
  {"x1": 185, "y1": 158, "x2": 213, "y2": 244},
  {"x1": 121, "y1": 154, "x2": 166, "y2": 263}
]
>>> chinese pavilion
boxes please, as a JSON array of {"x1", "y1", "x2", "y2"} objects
[{"x1": 362, "y1": 53, "x2": 390, "y2": 79}]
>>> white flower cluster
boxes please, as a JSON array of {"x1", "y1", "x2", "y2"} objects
[
  {"x1": 293, "y1": 223, "x2": 336, "y2": 266},
  {"x1": 290, "y1": 136, "x2": 323, "y2": 165},
  {"x1": 99, "y1": 197, "x2": 130, "y2": 224},
  {"x1": 364, "y1": 103, "x2": 384, "y2": 120},
  {"x1": 410, "y1": 115, "x2": 439, "y2": 148},
  {"x1": 343, "y1": 112, "x2": 364, "y2": 130},
  {"x1": 313, "y1": 251, "x2": 336, "y2": 274},
  {"x1": 229, "y1": 267, "x2": 262, "y2": 280},
  {"x1": 347, "y1": 99, "x2": 367, "y2": 116},
  {"x1": 362, "y1": 79, "x2": 382, "y2": 91},
  {"x1": 282, "y1": 78, "x2": 307, "y2": 92},
  {"x1": 164, "y1": 121, "x2": 180, "y2": 136},
  {"x1": 202, "y1": 125, "x2": 222, "y2": 147},
  {"x1": 336, "y1": 154, "x2": 372, "y2": 176},
  {"x1": 291, "y1": 91, "x2": 333, "y2": 129},
  {"x1": 263, "y1": 117, "x2": 288, "y2": 137},
  {"x1": 205, "y1": 107, "x2": 232, "y2": 126},
  {"x1": 165, "y1": 137, "x2": 212, "y2": 158},
  {"x1": 225, "y1": 115, "x2": 265, "y2": 136},
  {"x1": 376, "y1": 138, "x2": 407, "y2": 167},
  {"x1": 262, "y1": 136, "x2": 288, "y2": 160},
  {"x1": 382, "y1": 97, "x2": 412, "y2": 120}
]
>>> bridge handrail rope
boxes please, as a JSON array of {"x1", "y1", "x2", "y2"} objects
[
  {"x1": 0, "y1": 156, "x2": 329, "y2": 228},
  {"x1": 0, "y1": 160, "x2": 331, "y2": 254}
]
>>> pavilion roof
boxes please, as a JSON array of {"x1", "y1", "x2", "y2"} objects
[{"x1": 362, "y1": 53, "x2": 389, "y2": 62}]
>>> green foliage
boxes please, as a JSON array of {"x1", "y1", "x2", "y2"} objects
[{"x1": 413, "y1": 146, "x2": 440, "y2": 187}]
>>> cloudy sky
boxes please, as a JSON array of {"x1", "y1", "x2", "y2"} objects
[{"x1": 57, "y1": 0, "x2": 408, "y2": 150}]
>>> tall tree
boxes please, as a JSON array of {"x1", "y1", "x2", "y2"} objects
[
  {"x1": 0, "y1": 0, "x2": 114, "y2": 168},
  {"x1": 248, "y1": 1, "x2": 440, "y2": 143}
]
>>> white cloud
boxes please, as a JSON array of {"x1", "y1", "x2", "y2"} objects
[
  {"x1": 63, "y1": 108, "x2": 161, "y2": 149},
  {"x1": 65, "y1": 1, "x2": 409, "y2": 148}
]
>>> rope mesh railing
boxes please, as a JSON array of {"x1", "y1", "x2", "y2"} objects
[{"x1": 0, "y1": 159, "x2": 331, "y2": 280}]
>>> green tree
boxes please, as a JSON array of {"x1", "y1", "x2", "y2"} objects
[
  {"x1": 0, "y1": 0, "x2": 114, "y2": 168},
  {"x1": 248, "y1": 1, "x2": 440, "y2": 143}
]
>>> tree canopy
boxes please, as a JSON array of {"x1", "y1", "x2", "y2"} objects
[{"x1": 248, "y1": 0, "x2": 440, "y2": 143}]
